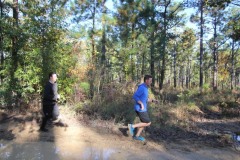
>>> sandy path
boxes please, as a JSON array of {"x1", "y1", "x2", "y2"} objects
[{"x1": 0, "y1": 112, "x2": 239, "y2": 160}]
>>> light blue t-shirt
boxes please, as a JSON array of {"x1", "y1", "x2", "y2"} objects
[{"x1": 133, "y1": 83, "x2": 148, "y2": 112}]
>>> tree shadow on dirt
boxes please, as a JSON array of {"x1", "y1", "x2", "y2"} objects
[
  {"x1": 143, "y1": 127, "x2": 227, "y2": 151},
  {"x1": 118, "y1": 127, "x2": 128, "y2": 137},
  {"x1": 200, "y1": 102, "x2": 240, "y2": 120},
  {"x1": 143, "y1": 116, "x2": 240, "y2": 150},
  {"x1": 0, "y1": 109, "x2": 69, "y2": 159},
  {"x1": 194, "y1": 120, "x2": 240, "y2": 134},
  {"x1": 0, "y1": 112, "x2": 16, "y2": 141},
  {"x1": 0, "y1": 129, "x2": 15, "y2": 140}
]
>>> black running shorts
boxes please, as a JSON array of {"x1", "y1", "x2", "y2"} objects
[{"x1": 136, "y1": 111, "x2": 151, "y2": 123}]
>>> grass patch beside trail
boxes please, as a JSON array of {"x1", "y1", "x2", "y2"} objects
[
  {"x1": 75, "y1": 84, "x2": 240, "y2": 126},
  {"x1": 74, "y1": 85, "x2": 240, "y2": 147}
]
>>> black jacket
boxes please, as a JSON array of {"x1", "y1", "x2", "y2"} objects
[{"x1": 42, "y1": 81, "x2": 58, "y2": 106}]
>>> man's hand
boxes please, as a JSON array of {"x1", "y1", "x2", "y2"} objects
[
  {"x1": 138, "y1": 100, "x2": 144, "y2": 110},
  {"x1": 57, "y1": 94, "x2": 60, "y2": 100}
]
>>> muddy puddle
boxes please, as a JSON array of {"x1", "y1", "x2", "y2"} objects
[
  {"x1": 0, "y1": 124, "x2": 161, "y2": 160},
  {"x1": 1, "y1": 139, "x2": 239, "y2": 160},
  {"x1": 0, "y1": 140, "x2": 166, "y2": 160},
  {"x1": 0, "y1": 140, "x2": 121, "y2": 160}
]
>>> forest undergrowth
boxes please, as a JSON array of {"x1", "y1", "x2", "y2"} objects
[{"x1": 73, "y1": 83, "x2": 240, "y2": 148}]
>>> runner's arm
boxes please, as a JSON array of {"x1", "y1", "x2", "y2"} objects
[{"x1": 133, "y1": 87, "x2": 144, "y2": 110}]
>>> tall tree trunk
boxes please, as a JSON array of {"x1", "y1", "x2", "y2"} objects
[
  {"x1": 169, "y1": 61, "x2": 173, "y2": 86},
  {"x1": 181, "y1": 66, "x2": 184, "y2": 88},
  {"x1": 11, "y1": 0, "x2": 19, "y2": 89},
  {"x1": 212, "y1": 11, "x2": 218, "y2": 91},
  {"x1": 231, "y1": 40, "x2": 235, "y2": 90},
  {"x1": 150, "y1": 27, "x2": 155, "y2": 87},
  {"x1": 141, "y1": 50, "x2": 145, "y2": 77},
  {"x1": 0, "y1": 0, "x2": 4, "y2": 84},
  {"x1": 89, "y1": 0, "x2": 96, "y2": 99},
  {"x1": 99, "y1": 2, "x2": 106, "y2": 92},
  {"x1": 91, "y1": 5, "x2": 96, "y2": 64},
  {"x1": 236, "y1": 73, "x2": 240, "y2": 89},
  {"x1": 157, "y1": 60, "x2": 160, "y2": 85},
  {"x1": 101, "y1": 29, "x2": 106, "y2": 65},
  {"x1": 8, "y1": 0, "x2": 19, "y2": 106},
  {"x1": 41, "y1": 38, "x2": 48, "y2": 86},
  {"x1": 178, "y1": 67, "x2": 181, "y2": 87},
  {"x1": 159, "y1": 0, "x2": 169, "y2": 91},
  {"x1": 131, "y1": 23, "x2": 135, "y2": 81},
  {"x1": 173, "y1": 51, "x2": 177, "y2": 88},
  {"x1": 186, "y1": 57, "x2": 191, "y2": 88},
  {"x1": 101, "y1": 0, "x2": 107, "y2": 65},
  {"x1": 136, "y1": 51, "x2": 139, "y2": 80},
  {"x1": 199, "y1": 0, "x2": 204, "y2": 91},
  {"x1": 204, "y1": 70, "x2": 209, "y2": 86}
]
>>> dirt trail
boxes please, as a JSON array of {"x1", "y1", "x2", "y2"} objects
[{"x1": 0, "y1": 110, "x2": 239, "y2": 160}]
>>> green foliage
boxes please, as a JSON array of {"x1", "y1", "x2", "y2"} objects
[
  {"x1": 177, "y1": 89, "x2": 198, "y2": 103},
  {"x1": 203, "y1": 83, "x2": 211, "y2": 91},
  {"x1": 226, "y1": 10, "x2": 240, "y2": 41},
  {"x1": 0, "y1": 83, "x2": 9, "y2": 107},
  {"x1": 80, "y1": 82, "x2": 90, "y2": 94},
  {"x1": 14, "y1": 66, "x2": 41, "y2": 100},
  {"x1": 205, "y1": 0, "x2": 231, "y2": 8},
  {"x1": 0, "y1": 0, "x2": 77, "y2": 108}
]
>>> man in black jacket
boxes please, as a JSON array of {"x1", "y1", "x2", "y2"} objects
[{"x1": 40, "y1": 72, "x2": 60, "y2": 132}]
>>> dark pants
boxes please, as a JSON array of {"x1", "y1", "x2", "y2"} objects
[
  {"x1": 135, "y1": 111, "x2": 151, "y2": 123},
  {"x1": 40, "y1": 104, "x2": 59, "y2": 129}
]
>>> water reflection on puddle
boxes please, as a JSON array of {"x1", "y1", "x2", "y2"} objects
[{"x1": 0, "y1": 140, "x2": 117, "y2": 160}]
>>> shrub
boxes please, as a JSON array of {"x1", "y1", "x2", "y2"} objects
[{"x1": 76, "y1": 82, "x2": 138, "y2": 124}]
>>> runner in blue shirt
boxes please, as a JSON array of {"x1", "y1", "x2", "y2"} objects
[{"x1": 128, "y1": 75, "x2": 156, "y2": 141}]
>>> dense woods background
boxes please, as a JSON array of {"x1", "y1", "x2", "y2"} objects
[{"x1": 0, "y1": 0, "x2": 240, "y2": 122}]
